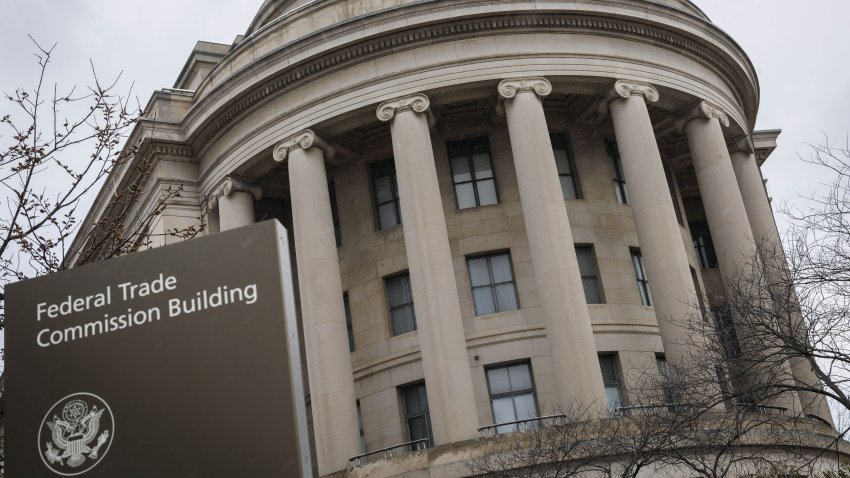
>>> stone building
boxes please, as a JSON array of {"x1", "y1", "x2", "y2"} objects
[{"x1": 72, "y1": 0, "x2": 839, "y2": 476}]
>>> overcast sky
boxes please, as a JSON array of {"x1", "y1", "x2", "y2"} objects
[{"x1": 2, "y1": 0, "x2": 848, "y2": 218}]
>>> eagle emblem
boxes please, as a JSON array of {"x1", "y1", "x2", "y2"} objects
[{"x1": 39, "y1": 393, "x2": 114, "y2": 475}]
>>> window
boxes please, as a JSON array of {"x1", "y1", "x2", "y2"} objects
[
  {"x1": 400, "y1": 382, "x2": 432, "y2": 448},
  {"x1": 386, "y1": 273, "x2": 416, "y2": 336},
  {"x1": 631, "y1": 250, "x2": 651, "y2": 306},
  {"x1": 344, "y1": 292, "x2": 354, "y2": 352},
  {"x1": 599, "y1": 355, "x2": 624, "y2": 412},
  {"x1": 486, "y1": 362, "x2": 538, "y2": 434},
  {"x1": 690, "y1": 222, "x2": 718, "y2": 269},
  {"x1": 656, "y1": 355, "x2": 675, "y2": 405},
  {"x1": 447, "y1": 137, "x2": 498, "y2": 209},
  {"x1": 356, "y1": 400, "x2": 367, "y2": 458},
  {"x1": 467, "y1": 252, "x2": 519, "y2": 315},
  {"x1": 329, "y1": 180, "x2": 342, "y2": 246},
  {"x1": 606, "y1": 140, "x2": 628, "y2": 204},
  {"x1": 550, "y1": 133, "x2": 580, "y2": 199},
  {"x1": 712, "y1": 306, "x2": 741, "y2": 359},
  {"x1": 371, "y1": 158, "x2": 401, "y2": 230},
  {"x1": 575, "y1": 246, "x2": 603, "y2": 304},
  {"x1": 663, "y1": 162, "x2": 684, "y2": 225}
]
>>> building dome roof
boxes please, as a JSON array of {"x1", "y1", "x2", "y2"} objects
[{"x1": 246, "y1": 0, "x2": 711, "y2": 36}]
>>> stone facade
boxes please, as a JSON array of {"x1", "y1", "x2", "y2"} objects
[{"x1": 72, "y1": 1, "x2": 838, "y2": 476}]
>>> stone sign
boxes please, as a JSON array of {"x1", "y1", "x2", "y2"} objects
[{"x1": 5, "y1": 220, "x2": 311, "y2": 477}]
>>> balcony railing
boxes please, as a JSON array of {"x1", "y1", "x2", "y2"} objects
[
  {"x1": 349, "y1": 438, "x2": 430, "y2": 468},
  {"x1": 478, "y1": 413, "x2": 571, "y2": 438},
  {"x1": 734, "y1": 403, "x2": 787, "y2": 415}
]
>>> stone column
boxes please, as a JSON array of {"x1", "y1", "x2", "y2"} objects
[
  {"x1": 682, "y1": 103, "x2": 800, "y2": 413},
  {"x1": 209, "y1": 177, "x2": 260, "y2": 231},
  {"x1": 273, "y1": 131, "x2": 360, "y2": 475},
  {"x1": 377, "y1": 94, "x2": 479, "y2": 444},
  {"x1": 498, "y1": 78, "x2": 607, "y2": 411},
  {"x1": 607, "y1": 80, "x2": 700, "y2": 370},
  {"x1": 729, "y1": 137, "x2": 833, "y2": 424}
]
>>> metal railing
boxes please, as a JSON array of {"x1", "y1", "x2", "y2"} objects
[
  {"x1": 734, "y1": 403, "x2": 787, "y2": 415},
  {"x1": 349, "y1": 438, "x2": 430, "y2": 467},
  {"x1": 478, "y1": 414, "x2": 569, "y2": 438}
]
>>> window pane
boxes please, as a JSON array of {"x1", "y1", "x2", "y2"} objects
[
  {"x1": 575, "y1": 247, "x2": 595, "y2": 276},
  {"x1": 632, "y1": 254, "x2": 644, "y2": 280},
  {"x1": 494, "y1": 283, "x2": 518, "y2": 312},
  {"x1": 378, "y1": 203, "x2": 398, "y2": 229},
  {"x1": 642, "y1": 282, "x2": 652, "y2": 306},
  {"x1": 451, "y1": 156, "x2": 472, "y2": 183},
  {"x1": 387, "y1": 276, "x2": 410, "y2": 307},
  {"x1": 472, "y1": 287, "x2": 496, "y2": 315},
  {"x1": 582, "y1": 277, "x2": 601, "y2": 304},
  {"x1": 492, "y1": 396, "x2": 517, "y2": 425},
  {"x1": 554, "y1": 149, "x2": 571, "y2": 175},
  {"x1": 508, "y1": 364, "x2": 533, "y2": 391},
  {"x1": 599, "y1": 356, "x2": 617, "y2": 383},
  {"x1": 487, "y1": 367, "x2": 512, "y2": 395},
  {"x1": 472, "y1": 153, "x2": 493, "y2": 179},
  {"x1": 513, "y1": 393, "x2": 537, "y2": 421},
  {"x1": 605, "y1": 386, "x2": 622, "y2": 410},
  {"x1": 468, "y1": 258, "x2": 491, "y2": 287},
  {"x1": 374, "y1": 175, "x2": 393, "y2": 203},
  {"x1": 490, "y1": 254, "x2": 513, "y2": 283},
  {"x1": 455, "y1": 182, "x2": 476, "y2": 209},
  {"x1": 392, "y1": 305, "x2": 416, "y2": 335},
  {"x1": 476, "y1": 179, "x2": 498, "y2": 206},
  {"x1": 407, "y1": 415, "x2": 429, "y2": 442},
  {"x1": 560, "y1": 176, "x2": 577, "y2": 199}
]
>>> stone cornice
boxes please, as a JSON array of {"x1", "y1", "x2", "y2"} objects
[
  {"x1": 186, "y1": 12, "x2": 753, "y2": 156},
  {"x1": 726, "y1": 135, "x2": 754, "y2": 155},
  {"x1": 677, "y1": 100, "x2": 731, "y2": 129},
  {"x1": 497, "y1": 78, "x2": 552, "y2": 100},
  {"x1": 271, "y1": 129, "x2": 335, "y2": 163},
  {"x1": 376, "y1": 93, "x2": 430, "y2": 122},
  {"x1": 207, "y1": 176, "x2": 262, "y2": 211}
]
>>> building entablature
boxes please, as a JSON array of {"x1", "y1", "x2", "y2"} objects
[{"x1": 174, "y1": 0, "x2": 758, "y2": 165}]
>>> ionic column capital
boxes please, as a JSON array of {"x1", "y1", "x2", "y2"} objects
[
  {"x1": 273, "y1": 129, "x2": 335, "y2": 163},
  {"x1": 497, "y1": 77, "x2": 552, "y2": 100},
  {"x1": 677, "y1": 101, "x2": 731, "y2": 129},
  {"x1": 727, "y1": 135, "x2": 755, "y2": 155},
  {"x1": 376, "y1": 93, "x2": 431, "y2": 122},
  {"x1": 611, "y1": 79, "x2": 660, "y2": 103},
  {"x1": 208, "y1": 176, "x2": 262, "y2": 211}
]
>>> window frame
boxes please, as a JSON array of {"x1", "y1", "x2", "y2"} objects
[
  {"x1": 575, "y1": 245, "x2": 604, "y2": 304},
  {"x1": 370, "y1": 158, "x2": 402, "y2": 231},
  {"x1": 385, "y1": 272, "x2": 417, "y2": 336},
  {"x1": 606, "y1": 140, "x2": 629, "y2": 204},
  {"x1": 598, "y1": 354, "x2": 625, "y2": 412},
  {"x1": 446, "y1": 136, "x2": 500, "y2": 209},
  {"x1": 630, "y1": 249, "x2": 652, "y2": 306},
  {"x1": 466, "y1": 251, "x2": 520, "y2": 316},
  {"x1": 329, "y1": 178, "x2": 342, "y2": 246},
  {"x1": 485, "y1": 361, "x2": 539, "y2": 434},
  {"x1": 344, "y1": 292, "x2": 355, "y2": 352},
  {"x1": 399, "y1": 381, "x2": 433, "y2": 448},
  {"x1": 549, "y1": 132, "x2": 582, "y2": 200},
  {"x1": 689, "y1": 221, "x2": 718, "y2": 269}
]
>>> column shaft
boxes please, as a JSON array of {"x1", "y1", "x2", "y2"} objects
[
  {"x1": 500, "y1": 79, "x2": 607, "y2": 411},
  {"x1": 379, "y1": 95, "x2": 479, "y2": 444},
  {"x1": 686, "y1": 109, "x2": 800, "y2": 413},
  {"x1": 608, "y1": 87, "x2": 698, "y2": 369},
  {"x1": 732, "y1": 149, "x2": 833, "y2": 424},
  {"x1": 219, "y1": 191, "x2": 254, "y2": 230},
  {"x1": 287, "y1": 142, "x2": 360, "y2": 475}
]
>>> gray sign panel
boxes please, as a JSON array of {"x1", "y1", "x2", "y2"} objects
[{"x1": 6, "y1": 220, "x2": 311, "y2": 477}]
